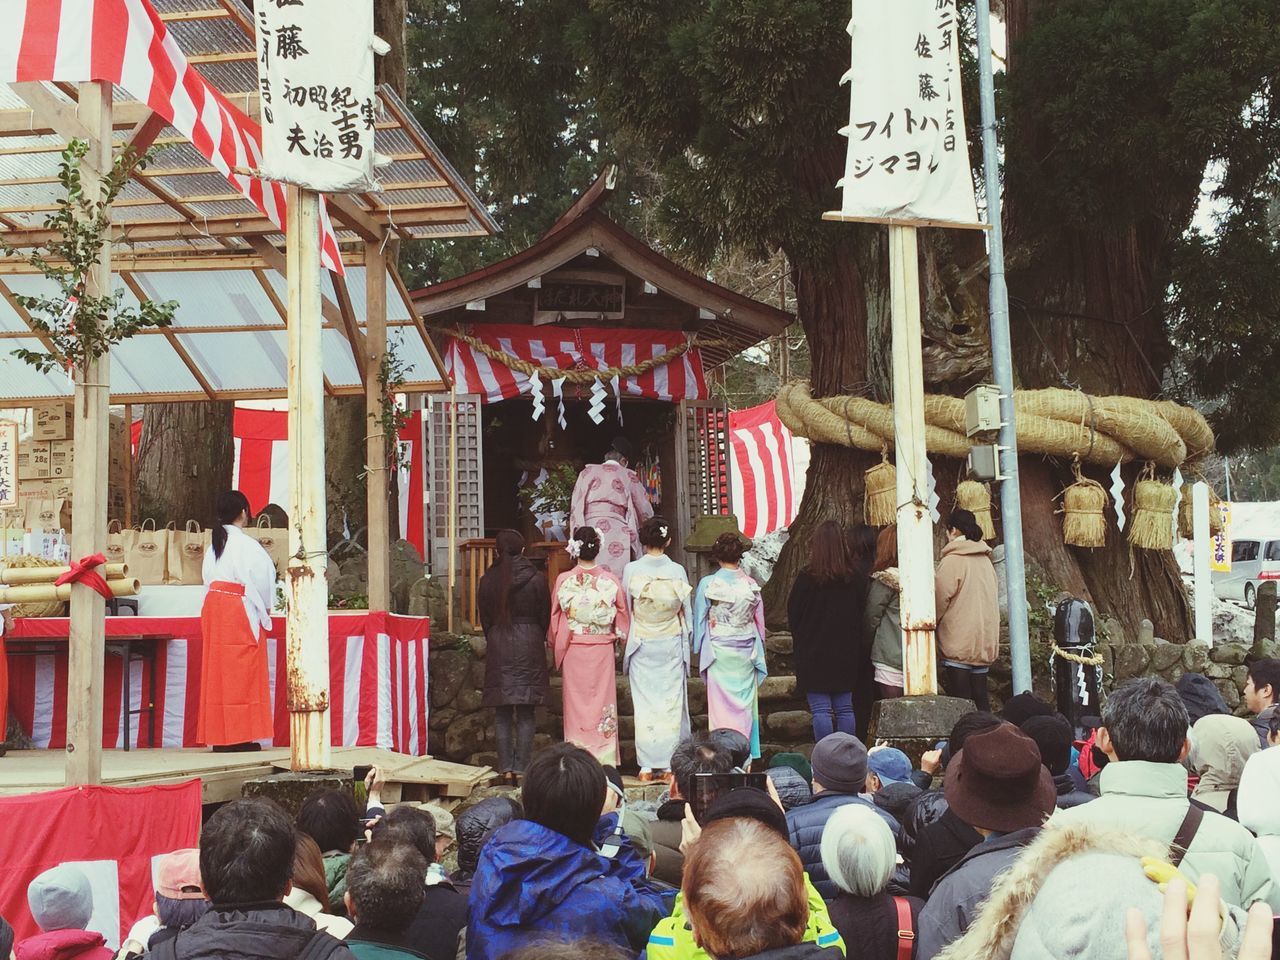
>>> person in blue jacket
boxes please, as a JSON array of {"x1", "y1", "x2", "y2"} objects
[{"x1": 466, "y1": 743, "x2": 672, "y2": 960}]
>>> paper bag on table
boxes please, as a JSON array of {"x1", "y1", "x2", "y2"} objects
[
  {"x1": 127, "y1": 518, "x2": 171, "y2": 585},
  {"x1": 24, "y1": 498, "x2": 71, "y2": 533},
  {"x1": 170, "y1": 519, "x2": 209, "y2": 585},
  {"x1": 247, "y1": 514, "x2": 288, "y2": 580},
  {"x1": 105, "y1": 519, "x2": 135, "y2": 567}
]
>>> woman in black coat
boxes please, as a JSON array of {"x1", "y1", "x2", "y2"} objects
[
  {"x1": 787, "y1": 520, "x2": 867, "y2": 743},
  {"x1": 478, "y1": 529, "x2": 550, "y2": 785}
]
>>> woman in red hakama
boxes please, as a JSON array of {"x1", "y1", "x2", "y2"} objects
[{"x1": 198, "y1": 491, "x2": 277, "y2": 751}]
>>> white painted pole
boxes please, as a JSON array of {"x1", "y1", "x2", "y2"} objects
[
  {"x1": 66, "y1": 80, "x2": 112, "y2": 786},
  {"x1": 889, "y1": 224, "x2": 939, "y2": 695},
  {"x1": 285, "y1": 184, "x2": 331, "y2": 770},
  {"x1": 1192, "y1": 481, "x2": 1213, "y2": 645}
]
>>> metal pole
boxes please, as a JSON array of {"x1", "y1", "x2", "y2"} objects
[
  {"x1": 285, "y1": 184, "x2": 331, "y2": 771},
  {"x1": 975, "y1": 0, "x2": 1031, "y2": 693},
  {"x1": 889, "y1": 224, "x2": 938, "y2": 696}
]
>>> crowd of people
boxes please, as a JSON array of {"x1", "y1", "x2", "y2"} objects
[{"x1": 6, "y1": 666, "x2": 1280, "y2": 960}]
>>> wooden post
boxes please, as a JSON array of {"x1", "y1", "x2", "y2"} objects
[
  {"x1": 66, "y1": 81, "x2": 112, "y2": 786},
  {"x1": 364, "y1": 240, "x2": 390, "y2": 612},
  {"x1": 447, "y1": 384, "x2": 458, "y2": 634},
  {"x1": 889, "y1": 225, "x2": 938, "y2": 696},
  {"x1": 284, "y1": 184, "x2": 331, "y2": 771},
  {"x1": 1192, "y1": 481, "x2": 1213, "y2": 644}
]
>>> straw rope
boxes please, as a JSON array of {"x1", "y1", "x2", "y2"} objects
[
  {"x1": 1051, "y1": 643, "x2": 1105, "y2": 666},
  {"x1": 445, "y1": 330, "x2": 732, "y2": 385},
  {"x1": 776, "y1": 382, "x2": 1213, "y2": 469}
]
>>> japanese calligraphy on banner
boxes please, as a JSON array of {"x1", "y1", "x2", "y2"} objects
[
  {"x1": 1211, "y1": 501, "x2": 1232, "y2": 572},
  {"x1": 254, "y1": 0, "x2": 382, "y2": 192},
  {"x1": 831, "y1": 0, "x2": 980, "y2": 226},
  {"x1": 0, "y1": 421, "x2": 16, "y2": 509}
]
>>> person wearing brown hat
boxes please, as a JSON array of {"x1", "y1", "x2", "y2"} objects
[
  {"x1": 915, "y1": 723, "x2": 1056, "y2": 960},
  {"x1": 785, "y1": 733, "x2": 902, "y2": 899}
]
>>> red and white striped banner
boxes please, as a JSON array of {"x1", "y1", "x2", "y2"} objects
[
  {"x1": 7, "y1": 612, "x2": 431, "y2": 755},
  {"x1": 729, "y1": 400, "x2": 808, "y2": 539},
  {"x1": 445, "y1": 324, "x2": 708, "y2": 404},
  {"x1": 0, "y1": 0, "x2": 345, "y2": 273},
  {"x1": 232, "y1": 406, "x2": 426, "y2": 556}
]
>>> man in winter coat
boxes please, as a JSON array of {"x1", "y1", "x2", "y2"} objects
[
  {"x1": 934, "y1": 510, "x2": 999, "y2": 711},
  {"x1": 785, "y1": 733, "x2": 900, "y2": 900},
  {"x1": 466, "y1": 744, "x2": 670, "y2": 960},
  {"x1": 345, "y1": 842, "x2": 430, "y2": 960},
  {"x1": 651, "y1": 734, "x2": 734, "y2": 887},
  {"x1": 1053, "y1": 677, "x2": 1280, "y2": 912},
  {"x1": 916, "y1": 723, "x2": 1057, "y2": 960},
  {"x1": 1244, "y1": 658, "x2": 1280, "y2": 749},
  {"x1": 683, "y1": 817, "x2": 843, "y2": 960},
  {"x1": 155, "y1": 798, "x2": 355, "y2": 960},
  {"x1": 369, "y1": 809, "x2": 467, "y2": 960},
  {"x1": 1021, "y1": 714, "x2": 1095, "y2": 809},
  {"x1": 15, "y1": 864, "x2": 113, "y2": 960},
  {"x1": 648, "y1": 789, "x2": 844, "y2": 960}
]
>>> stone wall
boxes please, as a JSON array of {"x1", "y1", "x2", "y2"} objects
[{"x1": 428, "y1": 628, "x2": 1279, "y2": 767}]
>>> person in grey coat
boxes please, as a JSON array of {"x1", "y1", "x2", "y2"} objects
[{"x1": 478, "y1": 529, "x2": 550, "y2": 786}]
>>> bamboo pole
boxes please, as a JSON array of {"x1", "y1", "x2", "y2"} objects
[
  {"x1": 889, "y1": 225, "x2": 939, "y2": 697},
  {"x1": 66, "y1": 80, "x2": 112, "y2": 787},
  {"x1": 1, "y1": 562, "x2": 129, "y2": 584},
  {"x1": 285, "y1": 184, "x2": 331, "y2": 771},
  {"x1": 0, "y1": 579, "x2": 140, "y2": 604},
  {"x1": 365, "y1": 239, "x2": 391, "y2": 612}
]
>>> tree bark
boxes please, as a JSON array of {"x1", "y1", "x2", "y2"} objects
[{"x1": 135, "y1": 403, "x2": 234, "y2": 527}]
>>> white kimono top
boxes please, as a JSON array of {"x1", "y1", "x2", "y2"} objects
[{"x1": 202, "y1": 524, "x2": 277, "y2": 637}]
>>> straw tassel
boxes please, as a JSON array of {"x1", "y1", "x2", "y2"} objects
[
  {"x1": 955, "y1": 480, "x2": 996, "y2": 540},
  {"x1": 1059, "y1": 462, "x2": 1108, "y2": 549},
  {"x1": 1127, "y1": 464, "x2": 1177, "y2": 551},
  {"x1": 864, "y1": 455, "x2": 897, "y2": 527}
]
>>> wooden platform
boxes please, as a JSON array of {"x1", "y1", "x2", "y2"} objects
[{"x1": 0, "y1": 747, "x2": 495, "y2": 806}]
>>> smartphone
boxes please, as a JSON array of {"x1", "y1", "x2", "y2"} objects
[{"x1": 690, "y1": 771, "x2": 768, "y2": 823}]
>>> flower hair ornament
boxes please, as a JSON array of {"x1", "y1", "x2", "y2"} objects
[
  {"x1": 566, "y1": 537, "x2": 583, "y2": 559},
  {"x1": 659, "y1": 525, "x2": 669, "y2": 539}
]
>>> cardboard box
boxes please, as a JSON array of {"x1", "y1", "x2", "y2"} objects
[
  {"x1": 18, "y1": 441, "x2": 51, "y2": 479},
  {"x1": 48, "y1": 439, "x2": 74, "y2": 478},
  {"x1": 18, "y1": 479, "x2": 56, "y2": 503},
  {"x1": 34, "y1": 401, "x2": 73, "y2": 441}
]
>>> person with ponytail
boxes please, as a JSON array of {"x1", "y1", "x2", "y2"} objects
[
  {"x1": 934, "y1": 508, "x2": 999, "y2": 710},
  {"x1": 478, "y1": 530, "x2": 550, "y2": 786},
  {"x1": 693, "y1": 532, "x2": 767, "y2": 761},
  {"x1": 199, "y1": 490, "x2": 277, "y2": 751},
  {"x1": 622, "y1": 516, "x2": 692, "y2": 782},
  {"x1": 548, "y1": 526, "x2": 630, "y2": 765}
]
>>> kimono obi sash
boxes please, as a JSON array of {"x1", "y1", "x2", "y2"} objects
[
  {"x1": 558, "y1": 571, "x2": 619, "y2": 636},
  {"x1": 629, "y1": 574, "x2": 691, "y2": 639},
  {"x1": 705, "y1": 573, "x2": 761, "y2": 638}
]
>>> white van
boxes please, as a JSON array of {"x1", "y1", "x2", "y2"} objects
[{"x1": 1212, "y1": 534, "x2": 1280, "y2": 608}]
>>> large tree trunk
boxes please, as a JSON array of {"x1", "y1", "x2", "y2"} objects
[{"x1": 135, "y1": 403, "x2": 234, "y2": 527}]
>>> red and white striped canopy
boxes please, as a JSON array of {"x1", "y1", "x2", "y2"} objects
[{"x1": 445, "y1": 324, "x2": 708, "y2": 404}]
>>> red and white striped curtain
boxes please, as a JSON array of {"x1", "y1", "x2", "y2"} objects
[
  {"x1": 444, "y1": 324, "x2": 708, "y2": 404},
  {"x1": 729, "y1": 400, "x2": 808, "y2": 539},
  {"x1": 0, "y1": 0, "x2": 344, "y2": 272}
]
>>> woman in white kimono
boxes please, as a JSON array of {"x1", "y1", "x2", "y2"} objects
[
  {"x1": 199, "y1": 490, "x2": 278, "y2": 751},
  {"x1": 622, "y1": 516, "x2": 692, "y2": 781}
]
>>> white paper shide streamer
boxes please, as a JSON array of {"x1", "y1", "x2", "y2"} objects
[
  {"x1": 832, "y1": 0, "x2": 980, "y2": 226},
  {"x1": 529, "y1": 371, "x2": 545, "y2": 421},
  {"x1": 925, "y1": 458, "x2": 941, "y2": 524},
  {"x1": 588, "y1": 379, "x2": 607, "y2": 425},
  {"x1": 254, "y1": 0, "x2": 382, "y2": 191},
  {"x1": 552, "y1": 377, "x2": 568, "y2": 429},
  {"x1": 611, "y1": 375, "x2": 624, "y2": 426},
  {"x1": 1111, "y1": 462, "x2": 1127, "y2": 531}
]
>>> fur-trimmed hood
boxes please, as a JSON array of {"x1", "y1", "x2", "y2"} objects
[
  {"x1": 871, "y1": 567, "x2": 901, "y2": 592},
  {"x1": 935, "y1": 822, "x2": 1243, "y2": 960}
]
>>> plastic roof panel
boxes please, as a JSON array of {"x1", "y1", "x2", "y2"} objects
[
  {"x1": 109, "y1": 334, "x2": 204, "y2": 396},
  {"x1": 0, "y1": 338, "x2": 72, "y2": 399},
  {"x1": 133, "y1": 270, "x2": 283, "y2": 329},
  {"x1": 179, "y1": 330, "x2": 288, "y2": 392}
]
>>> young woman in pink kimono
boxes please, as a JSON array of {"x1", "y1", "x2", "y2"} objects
[
  {"x1": 548, "y1": 525, "x2": 631, "y2": 765},
  {"x1": 570, "y1": 437, "x2": 654, "y2": 580}
]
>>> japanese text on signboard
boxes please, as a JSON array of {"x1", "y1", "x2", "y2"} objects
[
  {"x1": 254, "y1": 0, "x2": 380, "y2": 192},
  {"x1": 834, "y1": 0, "x2": 979, "y2": 225},
  {"x1": 0, "y1": 421, "x2": 16, "y2": 509}
]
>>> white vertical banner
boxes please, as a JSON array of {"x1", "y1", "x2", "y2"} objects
[
  {"x1": 0, "y1": 420, "x2": 17, "y2": 508},
  {"x1": 831, "y1": 0, "x2": 980, "y2": 226},
  {"x1": 254, "y1": 0, "x2": 382, "y2": 192}
]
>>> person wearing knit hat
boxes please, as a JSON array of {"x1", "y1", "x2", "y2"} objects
[
  {"x1": 645, "y1": 786, "x2": 845, "y2": 960},
  {"x1": 916, "y1": 724, "x2": 1057, "y2": 960},
  {"x1": 999, "y1": 692, "x2": 1055, "y2": 729},
  {"x1": 768, "y1": 751, "x2": 813, "y2": 785},
  {"x1": 1021, "y1": 715, "x2": 1094, "y2": 809},
  {"x1": 785, "y1": 734, "x2": 902, "y2": 900},
  {"x1": 19, "y1": 864, "x2": 112, "y2": 960}
]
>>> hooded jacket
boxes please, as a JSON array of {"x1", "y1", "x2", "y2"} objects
[
  {"x1": 933, "y1": 539, "x2": 999, "y2": 667},
  {"x1": 646, "y1": 874, "x2": 844, "y2": 960},
  {"x1": 1189, "y1": 714, "x2": 1259, "y2": 817},
  {"x1": 478, "y1": 556, "x2": 551, "y2": 706},
  {"x1": 465, "y1": 815, "x2": 670, "y2": 960},
  {"x1": 153, "y1": 903, "x2": 354, "y2": 960},
  {"x1": 14, "y1": 930, "x2": 113, "y2": 960},
  {"x1": 1237, "y1": 746, "x2": 1280, "y2": 886},
  {"x1": 1052, "y1": 759, "x2": 1280, "y2": 911},
  {"x1": 865, "y1": 569, "x2": 903, "y2": 672},
  {"x1": 931, "y1": 823, "x2": 1248, "y2": 960}
]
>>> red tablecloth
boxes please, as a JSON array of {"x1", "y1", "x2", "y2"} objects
[{"x1": 6, "y1": 612, "x2": 431, "y2": 755}]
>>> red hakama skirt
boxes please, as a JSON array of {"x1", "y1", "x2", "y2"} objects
[{"x1": 197, "y1": 581, "x2": 272, "y2": 746}]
